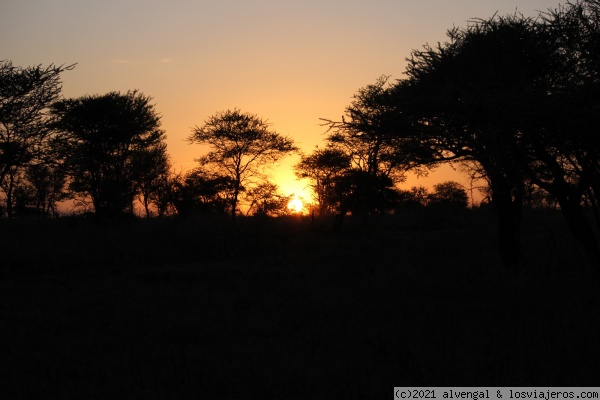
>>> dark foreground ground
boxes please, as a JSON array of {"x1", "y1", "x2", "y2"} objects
[{"x1": 1, "y1": 209, "x2": 599, "y2": 399}]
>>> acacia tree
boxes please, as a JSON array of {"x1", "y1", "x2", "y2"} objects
[
  {"x1": 395, "y1": 13, "x2": 560, "y2": 269},
  {"x1": 245, "y1": 181, "x2": 291, "y2": 217},
  {"x1": 133, "y1": 142, "x2": 170, "y2": 217},
  {"x1": 319, "y1": 77, "x2": 432, "y2": 228},
  {"x1": 395, "y1": 186, "x2": 430, "y2": 208},
  {"x1": 390, "y1": 5, "x2": 600, "y2": 269},
  {"x1": 0, "y1": 61, "x2": 74, "y2": 217},
  {"x1": 526, "y1": 0, "x2": 600, "y2": 266},
  {"x1": 294, "y1": 147, "x2": 351, "y2": 215},
  {"x1": 321, "y1": 76, "x2": 404, "y2": 179},
  {"x1": 428, "y1": 181, "x2": 469, "y2": 210},
  {"x1": 169, "y1": 168, "x2": 235, "y2": 216},
  {"x1": 188, "y1": 109, "x2": 297, "y2": 221},
  {"x1": 52, "y1": 91, "x2": 168, "y2": 218},
  {"x1": 21, "y1": 161, "x2": 67, "y2": 217}
]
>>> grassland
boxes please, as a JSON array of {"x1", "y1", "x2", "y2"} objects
[{"x1": 1, "y1": 208, "x2": 599, "y2": 399}]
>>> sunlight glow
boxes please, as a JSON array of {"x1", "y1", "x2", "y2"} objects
[
  {"x1": 2, "y1": 0, "x2": 544, "y2": 209},
  {"x1": 287, "y1": 197, "x2": 304, "y2": 214}
]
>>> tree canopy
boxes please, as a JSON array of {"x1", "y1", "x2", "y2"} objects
[
  {"x1": 52, "y1": 90, "x2": 168, "y2": 218},
  {"x1": 381, "y1": 1, "x2": 600, "y2": 268},
  {"x1": 188, "y1": 109, "x2": 297, "y2": 220},
  {"x1": 0, "y1": 61, "x2": 74, "y2": 217},
  {"x1": 2, "y1": 1, "x2": 600, "y2": 272}
]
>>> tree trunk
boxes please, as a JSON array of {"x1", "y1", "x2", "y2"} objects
[
  {"x1": 4, "y1": 171, "x2": 16, "y2": 218},
  {"x1": 334, "y1": 195, "x2": 354, "y2": 232},
  {"x1": 231, "y1": 182, "x2": 239, "y2": 222},
  {"x1": 556, "y1": 194, "x2": 600, "y2": 269},
  {"x1": 144, "y1": 195, "x2": 151, "y2": 218},
  {"x1": 535, "y1": 168, "x2": 600, "y2": 270}
]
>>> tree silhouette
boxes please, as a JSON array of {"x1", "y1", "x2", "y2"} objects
[
  {"x1": 383, "y1": 5, "x2": 600, "y2": 269},
  {"x1": 169, "y1": 168, "x2": 234, "y2": 216},
  {"x1": 133, "y1": 142, "x2": 170, "y2": 217},
  {"x1": 321, "y1": 76, "x2": 407, "y2": 180},
  {"x1": 21, "y1": 161, "x2": 67, "y2": 217},
  {"x1": 245, "y1": 181, "x2": 290, "y2": 217},
  {"x1": 525, "y1": 0, "x2": 600, "y2": 266},
  {"x1": 394, "y1": 13, "x2": 560, "y2": 269},
  {"x1": 52, "y1": 91, "x2": 167, "y2": 219},
  {"x1": 0, "y1": 61, "x2": 74, "y2": 217},
  {"x1": 395, "y1": 186, "x2": 429, "y2": 209},
  {"x1": 320, "y1": 77, "x2": 431, "y2": 224},
  {"x1": 188, "y1": 109, "x2": 297, "y2": 221},
  {"x1": 296, "y1": 146, "x2": 400, "y2": 230},
  {"x1": 294, "y1": 147, "x2": 351, "y2": 215},
  {"x1": 317, "y1": 76, "x2": 440, "y2": 229},
  {"x1": 428, "y1": 181, "x2": 469, "y2": 210}
]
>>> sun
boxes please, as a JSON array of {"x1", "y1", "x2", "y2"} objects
[{"x1": 287, "y1": 197, "x2": 304, "y2": 214}]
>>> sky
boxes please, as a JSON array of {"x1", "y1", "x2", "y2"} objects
[{"x1": 2, "y1": 0, "x2": 560, "y2": 205}]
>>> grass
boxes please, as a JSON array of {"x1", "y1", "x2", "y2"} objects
[{"x1": 0, "y1": 209, "x2": 599, "y2": 399}]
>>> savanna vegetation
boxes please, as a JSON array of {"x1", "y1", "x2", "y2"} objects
[{"x1": 1, "y1": 1, "x2": 600, "y2": 397}]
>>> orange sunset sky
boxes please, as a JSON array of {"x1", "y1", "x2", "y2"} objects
[{"x1": 2, "y1": 0, "x2": 559, "y2": 205}]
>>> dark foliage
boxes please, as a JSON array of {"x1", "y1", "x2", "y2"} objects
[
  {"x1": 169, "y1": 168, "x2": 235, "y2": 216},
  {"x1": 0, "y1": 61, "x2": 74, "y2": 217},
  {"x1": 428, "y1": 181, "x2": 469, "y2": 210},
  {"x1": 295, "y1": 147, "x2": 351, "y2": 215},
  {"x1": 52, "y1": 91, "x2": 168, "y2": 219},
  {"x1": 363, "y1": 3, "x2": 600, "y2": 269},
  {"x1": 189, "y1": 109, "x2": 297, "y2": 221}
]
